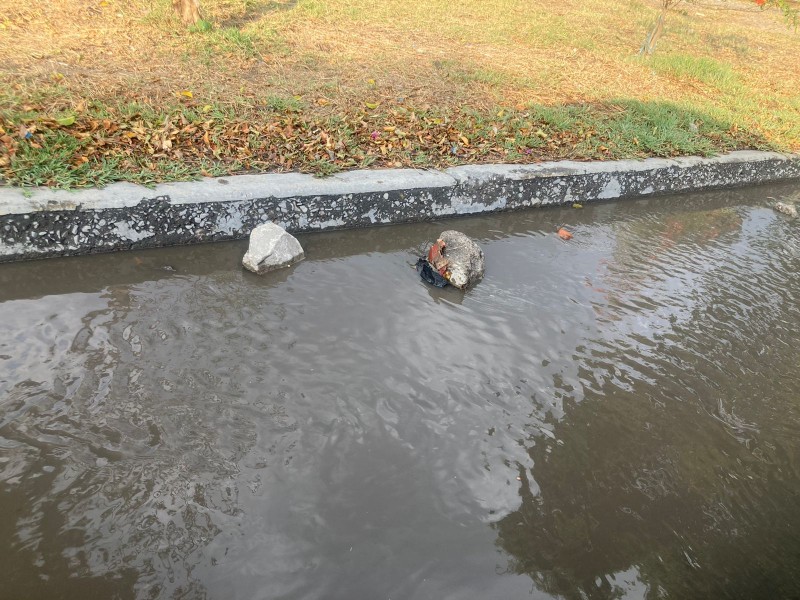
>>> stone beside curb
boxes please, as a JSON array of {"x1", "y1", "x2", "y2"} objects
[
  {"x1": 1, "y1": 150, "x2": 799, "y2": 263},
  {"x1": 242, "y1": 222, "x2": 305, "y2": 274}
]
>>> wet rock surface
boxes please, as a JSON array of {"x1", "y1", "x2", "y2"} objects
[
  {"x1": 418, "y1": 230, "x2": 485, "y2": 289},
  {"x1": 439, "y1": 230, "x2": 485, "y2": 289},
  {"x1": 242, "y1": 223, "x2": 304, "y2": 274},
  {"x1": 774, "y1": 201, "x2": 798, "y2": 217}
]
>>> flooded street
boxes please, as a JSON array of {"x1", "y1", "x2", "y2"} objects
[{"x1": 2, "y1": 183, "x2": 800, "y2": 599}]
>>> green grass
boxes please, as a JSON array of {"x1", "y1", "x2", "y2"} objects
[
  {"x1": 7, "y1": 131, "x2": 122, "y2": 188},
  {"x1": 649, "y1": 54, "x2": 740, "y2": 92},
  {"x1": 263, "y1": 95, "x2": 305, "y2": 112},
  {"x1": 183, "y1": 14, "x2": 287, "y2": 60},
  {"x1": 193, "y1": 24, "x2": 260, "y2": 57},
  {"x1": 601, "y1": 100, "x2": 745, "y2": 156},
  {"x1": 189, "y1": 18, "x2": 214, "y2": 33},
  {"x1": 0, "y1": 91, "x2": 774, "y2": 189}
]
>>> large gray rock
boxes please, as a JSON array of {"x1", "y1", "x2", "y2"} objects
[
  {"x1": 242, "y1": 223, "x2": 305, "y2": 274},
  {"x1": 439, "y1": 230, "x2": 485, "y2": 289}
]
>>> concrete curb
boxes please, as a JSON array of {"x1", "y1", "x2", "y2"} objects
[{"x1": 1, "y1": 150, "x2": 799, "y2": 262}]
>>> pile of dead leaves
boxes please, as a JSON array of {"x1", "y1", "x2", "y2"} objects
[{"x1": 0, "y1": 100, "x2": 760, "y2": 188}]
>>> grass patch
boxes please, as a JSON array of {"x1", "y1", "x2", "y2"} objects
[
  {"x1": 189, "y1": 18, "x2": 214, "y2": 33},
  {"x1": 0, "y1": 94, "x2": 773, "y2": 188},
  {"x1": 648, "y1": 54, "x2": 740, "y2": 92},
  {"x1": 601, "y1": 100, "x2": 754, "y2": 156},
  {"x1": 0, "y1": 0, "x2": 797, "y2": 188},
  {"x1": 263, "y1": 95, "x2": 305, "y2": 112},
  {"x1": 187, "y1": 22, "x2": 260, "y2": 57},
  {"x1": 7, "y1": 131, "x2": 122, "y2": 188}
]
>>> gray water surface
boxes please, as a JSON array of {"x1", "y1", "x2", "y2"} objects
[{"x1": 2, "y1": 183, "x2": 800, "y2": 600}]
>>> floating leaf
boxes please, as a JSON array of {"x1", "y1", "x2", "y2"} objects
[{"x1": 572, "y1": 203, "x2": 583, "y2": 209}]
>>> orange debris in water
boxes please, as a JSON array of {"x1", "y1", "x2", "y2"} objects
[
  {"x1": 427, "y1": 239, "x2": 445, "y2": 262},
  {"x1": 557, "y1": 228, "x2": 573, "y2": 240},
  {"x1": 427, "y1": 239, "x2": 450, "y2": 275}
]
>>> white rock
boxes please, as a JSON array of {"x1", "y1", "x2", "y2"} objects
[
  {"x1": 774, "y1": 202, "x2": 798, "y2": 218},
  {"x1": 242, "y1": 223, "x2": 305, "y2": 274},
  {"x1": 439, "y1": 230, "x2": 485, "y2": 290}
]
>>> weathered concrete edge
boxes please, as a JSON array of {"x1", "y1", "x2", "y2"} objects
[{"x1": 1, "y1": 150, "x2": 799, "y2": 262}]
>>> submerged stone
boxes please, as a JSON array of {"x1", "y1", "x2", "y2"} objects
[
  {"x1": 418, "y1": 230, "x2": 485, "y2": 290},
  {"x1": 242, "y1": 223, "x2": 305, "y2": 274},
  {"x1": 440, "y1": 230, "x2": 485, "y2": 289},
  {"x1": 774, "y1": 202, "x2": 798, "y2": 218}
]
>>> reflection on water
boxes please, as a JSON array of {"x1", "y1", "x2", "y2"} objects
[{"x1": 1, "y1": 183, "x2": 800, "y2": 600}]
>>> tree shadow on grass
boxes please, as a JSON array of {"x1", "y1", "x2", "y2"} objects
[
  {"x1": 527, "y1": 98, "x2": 779, "y2": 160},
  {"x1": 216, "y1": 0, "x2": 299, "y2": 28}
]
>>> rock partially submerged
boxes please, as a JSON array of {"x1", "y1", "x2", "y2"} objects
[
  {"x1": 417, "y1": 230, "x2": 485, "y2": 290},
  {"x1": 242, "y1": 223, "x2": 305, "y2": 274},
  {"x1": 774, "y1": 202, "x2": 798, "y2": 218}
]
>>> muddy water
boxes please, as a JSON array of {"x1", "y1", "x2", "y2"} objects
[{"x1": 2, "y1": 183, "x2": 800, "y2": 600}]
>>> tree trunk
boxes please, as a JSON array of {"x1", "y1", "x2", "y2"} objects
[
  {"x1": 173, "y1": 0, "x2": 201, "y2": 25},
  {"x1": 639, "y1": 11, "x2": 665, "y2": 56}
]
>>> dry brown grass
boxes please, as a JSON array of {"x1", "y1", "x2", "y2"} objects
[
  {"x1": 0, "y1": 0, "x2": 797, "y2": 117},
  {"x1": 0, "y1": 0, "x2": 798, "y2": 187}
]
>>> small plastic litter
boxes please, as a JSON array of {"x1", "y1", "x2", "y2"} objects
[
  {"x1": 416, "y1": 257, "x2": 450, "y2": 287},
  {"x1": 557, "y1": 227, "x2": 574, "y2": 240},
  {"x1": 416, "y1": 238, "x2": 450, "y2": 287}
]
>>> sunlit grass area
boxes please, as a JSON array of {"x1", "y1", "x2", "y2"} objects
[{"x1": 0, "y1": 0, "x2": 797, "y2": 187}]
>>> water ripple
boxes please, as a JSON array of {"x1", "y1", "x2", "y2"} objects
[{"x1": 2, "y1": 185, "x2": 800, "y2": 598}]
